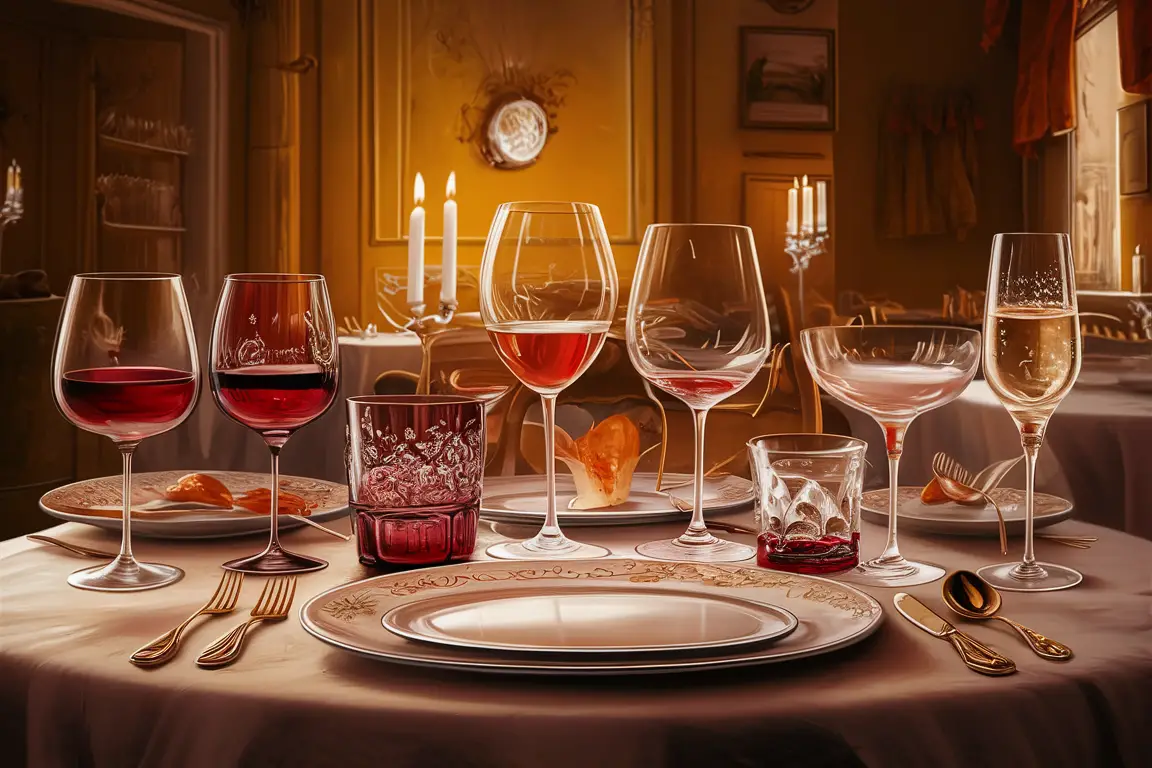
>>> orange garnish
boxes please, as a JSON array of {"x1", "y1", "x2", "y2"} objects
[
  {"x1": 164, "y1": 473, "x2": 234, "y2": 508},
  {"x1": 233, "y1": 487, "x2": 315, "y2": 516}
]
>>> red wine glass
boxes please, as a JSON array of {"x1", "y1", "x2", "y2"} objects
[
  {"x1": 209, "y1": 273, "x2": 339, "y2": 574},
  {"x1": 52, "y1": 273, "x2": 200, "y2": 591},
  {"x1": 626, "y1": 224, "x2": 771, "y2": 562},
  {"x1": 480, "y1": 202, "x2": 618, "y2": 560}
]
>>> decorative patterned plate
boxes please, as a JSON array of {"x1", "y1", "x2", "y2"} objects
[
  {"x1": 381, "y1": 585, "x2": 798, "y2": 656},
  {"x1": 40, "y1": 470, "x2": 348, "y2": 540},
  {"x1": 862, "y1": 487, "x2": 1073, "y2": 537},
  {"x1": 480, "y1": 472, "x2": 754, "y2": 526},
  {"x1": 301, "y1": 559, "x2": 883, "y2": 675}
]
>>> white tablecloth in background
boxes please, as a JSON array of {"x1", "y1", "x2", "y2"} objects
[{"x1": 834, "y1": 380, "x2": 1152, "y2": 539}]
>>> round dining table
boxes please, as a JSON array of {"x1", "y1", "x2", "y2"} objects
[{"x1": 2, "y1": 509, "x2": 1150, "y2": 768}]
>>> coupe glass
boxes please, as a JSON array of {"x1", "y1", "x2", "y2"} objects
[
  {"x1": 52, "y1": 273, "x2": 199, "y2": 591},
  {"x1": 209, "y1": 274, "x2": 339, "y2": 573},
  {"x1": 480, "y1": 202, "x2": 617, "y2": 560},
  {"x1": 626, "y1": 224, "x2": 770, "y2": 562},
  {"x1": 978, "y1": 233, "x2": 1083, "y2": 591},
  {"x1": 801, "y1": 325, "x2": 980, "y2": 586}
]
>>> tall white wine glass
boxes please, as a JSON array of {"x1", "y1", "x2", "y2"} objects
[
  {"x1": 978, "y1": 233, "x2": 1083, "y2": 591},
  {"x1": 627, "y1": 224, "x2": 770, "y2": 562},
  {"x1": 52, "y1": 273, "x2": 199, "y2": 591},
  {"x1": 480, "y1": 202, "x2": 617, "y2": 560},
  {"x1": 801, "y1": 325, "x2": 981, "y2": 586}
]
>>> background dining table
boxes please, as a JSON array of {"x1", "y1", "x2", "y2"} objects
[
  {"x1": 1, "y1": 509, "x2": 1150, "y2": 768},
  {"x1": 832, "y1": 378, "x2": 1152, "y2": 540}
]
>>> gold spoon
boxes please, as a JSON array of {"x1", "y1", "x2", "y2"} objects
[{"x1": 942, "y1": 570, "x2": 1073, "y2": 660}]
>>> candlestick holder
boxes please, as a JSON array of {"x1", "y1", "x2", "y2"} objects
[
  {"x1": 784, "y1": 227, "x2": 829, "y2": 329},
  {"x1": 0, "y1": 160, "x2": 25, "y2": 273}
]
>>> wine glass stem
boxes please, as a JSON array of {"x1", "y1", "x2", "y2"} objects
[
  {"x1": 686, "y1": 407, "x2": 710, "y2": 536},
  {"x1": 879, "y1": 423, "x2": 907, "y2": 563},
  {"x1": 265, "y1": 444, "x2": 283, "y2": 555},
  {"x1": 538, "y1": 393, "x2": 565, "y2": 543},
  {"x1": 1020, "y1": 433, "x2": 1042, "y2": 572},
  {"x1": 117, "y1": 442, "x2": 139, "y2": 563}
]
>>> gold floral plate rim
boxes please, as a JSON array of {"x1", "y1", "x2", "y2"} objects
[
  {"x1": 861, "y1": 487, "x2": 1073, "y2": 537},
  {"x1": 39, "y1": 470, "x2": 349, "y2": 540},
  {"x1": 480, "y1": 473, "x2": 754, "y2": 527},
  {"x1": 300, "y1": 558, "x2": 884, "y2": 675}
]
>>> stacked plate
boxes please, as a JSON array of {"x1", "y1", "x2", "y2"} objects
[{"x1": 300, "y1": 558, "x2": 884, "y2": 675}]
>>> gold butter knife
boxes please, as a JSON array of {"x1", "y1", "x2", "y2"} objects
[{"x1": 894, "y1": 592, "x2": 1016, "y2": 676}]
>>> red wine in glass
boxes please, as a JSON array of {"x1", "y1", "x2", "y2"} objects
[
  {"x1": 487, "y1": 320, "x2": 609, "y2": 392},
  {"x1": 213, "y1": 364, "x2": 337, "y2": 433},
  {"x1": 60, "y1": 366, "x2": 197, "y2": 441},
  {"x1": 646, "y1": 371, "x2": 749, "y2": 410}
]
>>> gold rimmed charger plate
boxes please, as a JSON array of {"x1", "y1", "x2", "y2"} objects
[
  {"x1": 862, "y1": 487, "x2": 1073, "y2": 537},
  {"x1": 300, "y1": 559, "x2": 883, "y2": 675}
]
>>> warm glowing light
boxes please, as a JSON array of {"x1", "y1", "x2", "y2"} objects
[
  {"x1": 445, "y1": 171, "x2": 456, "y2": 200},
  {"x1": 414, "y1": 172, "x2": 425, "y2": 205},
  {"x1": 793, "y1": 177, "x2": 800, "y2": 189},
  {"x1": 802, "y1": 174, "x2": 809, "y2": 188}
]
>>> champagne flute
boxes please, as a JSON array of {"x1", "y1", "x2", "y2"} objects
[
  {"x1": 480, "y1": 202, "x2": 617, "y2": 560},
  {"x1": 209, "y1": 274, "x2": 339, "y2": 574},
  {"x1": 627, "y1": 224, "x2": 770, "y2": 562},
  {"x1": 801, "y1": 325, "x2": 981, "y2": 586},
  {"x1": 978, "y1": 233, "x2": 1083, "y2": 591},
  {"x1": 52, "y1": 273, "x2": 199, "y2": 591}
]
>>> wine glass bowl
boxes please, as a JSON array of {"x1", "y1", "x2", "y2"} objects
[
  {"x1": 52, "y1": 273, "x2": 200, "y2": 591},
  {"x1": 480, "y1": 202, "x2": 618, "y2": 560},
  {"x1": 801, "y1": 324, "x2": 980, "y2": 586},
  {"x1": 209, "y1": 273, "x2": 339, "y2": 574},
  {"x1": 626, "y1": 223, "x2": 771, "y2": 562},
  {"x1": 978, "y1": 233, "x2": 1083, "y2": 592}
]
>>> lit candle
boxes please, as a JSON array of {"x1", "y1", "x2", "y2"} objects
[
  {"x1": 5, "y1": 163, "x2": 12, "y2": 198},
  {"x1": 787, "y1": 178, "x2": 799, "y2": 236},
  {"x1": 13, "y1": 163, "x2": 20, "y2": 193},
  {"x1": 407, "y1": 172, "x2": 426, "y2": 306},
  {"x1": 801, "y1": 175, "x2": 814, "y2": 233},
  {"x1": 440, "y1": 172, "x2": 457, "y2": 305},
  {"x1": 816, "y1": 180, "x2": 827, "y2": 233}
]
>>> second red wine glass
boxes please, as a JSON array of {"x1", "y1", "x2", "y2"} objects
[{"x1": 209, "y1": 273, "x2": 339, "y2": 574}]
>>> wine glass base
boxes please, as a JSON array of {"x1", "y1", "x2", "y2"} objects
[
  {"x1": 835, "y1": 558, "x2": 946, "y2": 588},
  {"x1": 222, "y1": 547, "x2": 328, "y2": 574},
  {"x1": 67, "y1": 558, "x2": 184, "y2": 592},
  {"x1": 635, "y1": 537, "x2": 755, "y2": 563},
  {"x1": 486, "y1": 538, "x2": 610, "y2": 561},
  {"x1": 977, "y1": 561, "x2": 1083, "y2": 592}
]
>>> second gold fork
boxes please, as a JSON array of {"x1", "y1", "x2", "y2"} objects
[
  {"x1": 196, "y1": 576, "x2": 297, "y2": 669},
  {"x1": 131, "y1": 571, "x2": 245, "y2": 667}
]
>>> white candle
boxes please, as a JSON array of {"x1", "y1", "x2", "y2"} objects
[
  {"x1": 440, "y1": 172, "x2": 458, "y2": 305},
  {"x1": 13, "y1": 163, "x2": 20, "y2": 192},
  {"x1": 787, "y1": 178, "x2": 799, "y2": 236},
  {"x1": 407, "y1": 172, "x2": 426, "y2": 306},
  {"x1": 816, "y1": 180, "x2": 827, "y2": 233},
  {"x1": 5, "y1": 163, "x2": 12, "y2": 197},
  {"x1": 801, "y1": 175, "x2": 814, "y2": 233}
]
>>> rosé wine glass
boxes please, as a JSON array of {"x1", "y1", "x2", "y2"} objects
[
  {"x1": 480, "y1": 202, "x2": 618, "y2": 560},
  {"x1": 52, "y1": 273, "x2": 199, "y2": 591},
  {"x1": 626, "y1": 224, "x2": 771, "y2": 563},
  {"x1": 801, "y1": 325, "x2": 980, "y2": 587},
  {"x1": 210, "y1": 274, "x2": 338, "y2": 574}
]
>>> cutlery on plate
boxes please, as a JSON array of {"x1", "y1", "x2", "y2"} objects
[
  {"x1": 942, "y1": 571, "x2": 1073, "y2": 660},
  {"x1": 26, "y1": 534, "x2": 116, "y2": 560},
  {"x1": 196, "y1": 575, "x2": 297, "y2": 669},
  {"x1": 894, "y1": 592, "x2": 1016, "y2": 676},
  {"x1": 663, "y1": 495, "x2": 757, "y2": 535},
  {"x1": 289, "y1": 514, "x2": 351, "y2": 541},
  {"x1": 1037, "y1": 534, "x2": 1095, "y2": 549},
  {"x1": 930, "y1": 452, "x2": 1007, "y2": 554},
  {"x1": 131, "y1": 571, "x2": 246, "y2": 667}
]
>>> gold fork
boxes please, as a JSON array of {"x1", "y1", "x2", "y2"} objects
[
  {"x1": 196, "y1": 576, "x2": 297, "y2": 669},
  {"x1": 130, "y1": 571, "x2": 245, "y2": 667}
]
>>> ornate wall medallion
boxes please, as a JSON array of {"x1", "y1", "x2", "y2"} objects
[{"x1": 485, "y1": 98, "x2": 549, "y2": 168}]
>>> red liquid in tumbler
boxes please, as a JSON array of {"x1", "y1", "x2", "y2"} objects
[
  {"x1": 354, "y1": 502, "x2": 479, "y2": 567},
  {"x1": 60, "y1": 366, "x2": 196, "y2": 440},
  {"x1": 212, "y1": 364, "x2": 336, "y2": 433},
  {"x1": 756, "y1": 531, "x2": 860, "y2": 575},
  {"x1": 487, "y1": 321, "x2": 608, "y2": 390}
]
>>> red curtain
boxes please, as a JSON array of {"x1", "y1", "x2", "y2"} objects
[{"x1": 1119, "y1": 0, "x2": 1152, "y2": 94}]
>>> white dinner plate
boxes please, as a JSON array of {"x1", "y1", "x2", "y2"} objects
[
  {"x1": 381, "y1": 585, "x2": 798, "y2": 656},
  {"x1": 862, "y1": 487, "x2": 1073, "y2": 537},
  {"x1": 40, "y1": 470, "x2": 349, "y2": 539},
  {"x1": 480, "y1": 472, "x2": 754, "y2": 526},
  {"x1": 301, "y1": 558, "x2": 883, "y2": 675}
]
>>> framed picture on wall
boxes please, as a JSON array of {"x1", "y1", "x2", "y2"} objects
[
  {"x1": 1119, "y1": 100, "x2": 1149, "y2": 196},
  {"x1": 739, "y1": 27, "x2": 835, "y2": 131}
]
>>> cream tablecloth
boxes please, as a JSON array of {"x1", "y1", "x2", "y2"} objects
[{"x1": 2, "y1": 513, "x2": 1151, "y2": 768}]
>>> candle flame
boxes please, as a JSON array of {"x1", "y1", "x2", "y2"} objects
[
  {"x1": 446, "y1": 171, "x2": 456, "y2": 200},
  {"x1": 802, "y1": 174, "x2": 809, "y2": 187},
  {"x1": 793, "y1": 177, "x2": 800, "y2": 189},
  {"x1": 414, "y1": 172, "x2": 425, "y2": 205}
]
